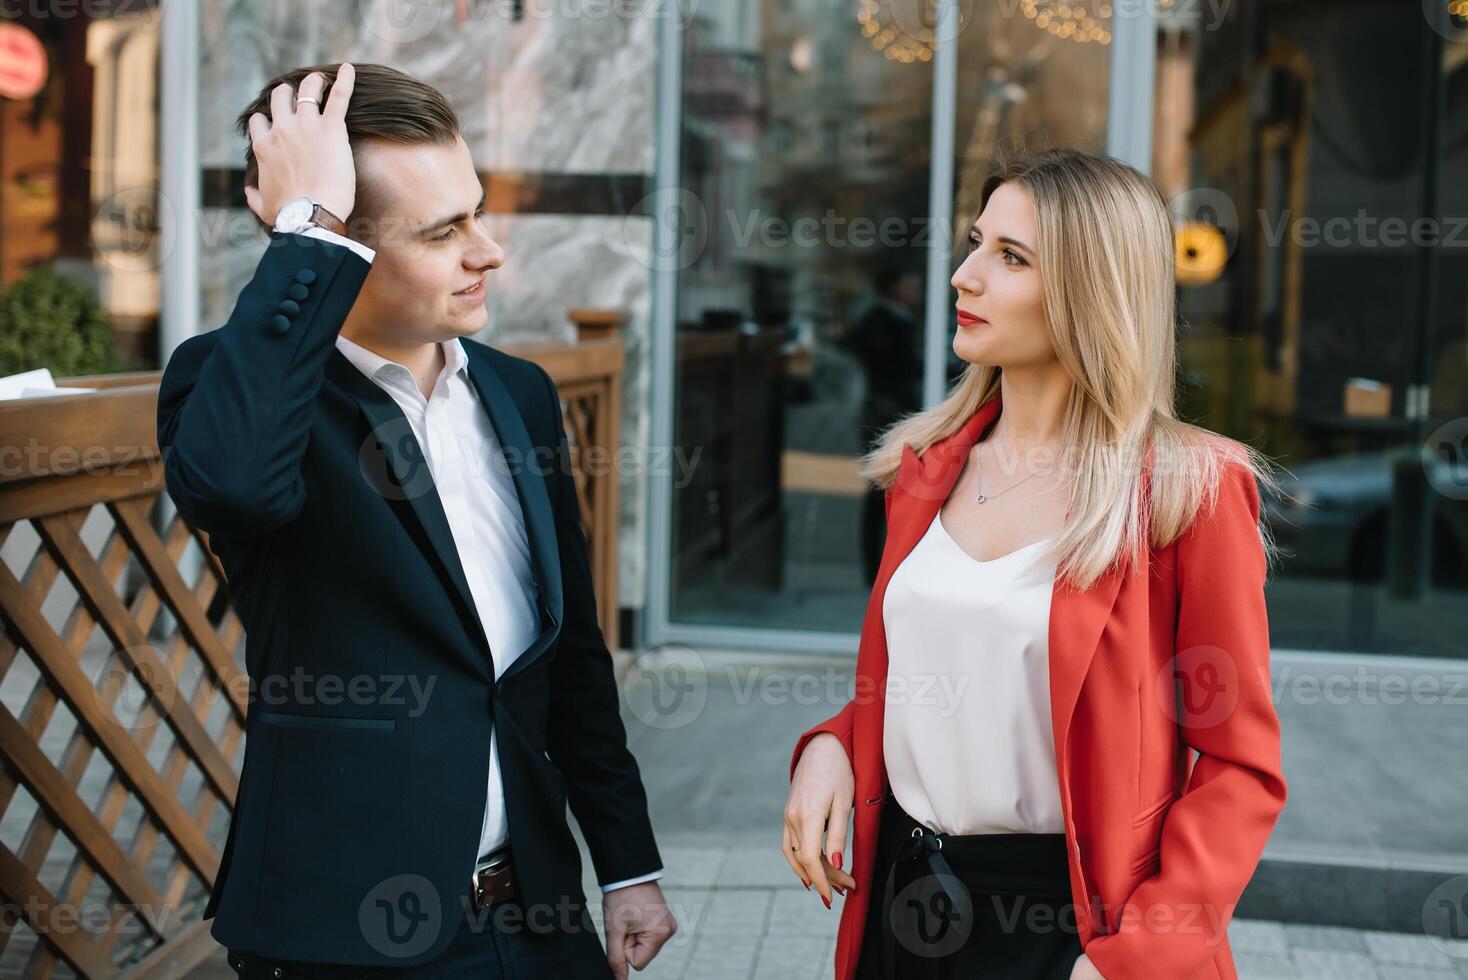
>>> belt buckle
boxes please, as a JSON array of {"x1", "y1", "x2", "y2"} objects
[{"x1": 471, "y1": 850, "x2": 512, "y2": 914}]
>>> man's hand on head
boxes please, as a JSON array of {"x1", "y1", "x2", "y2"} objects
[{"x1": 244, "y1": 63, "x2": 357, "y2": 227}]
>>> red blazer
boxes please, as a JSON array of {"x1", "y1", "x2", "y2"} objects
[{"x1": 790, "y1": 394, "x2": 1288, "y2": 980}]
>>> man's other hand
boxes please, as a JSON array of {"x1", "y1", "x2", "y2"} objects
[{"x1": 602, "y1": 880, "x2": 678, "y2": 979}]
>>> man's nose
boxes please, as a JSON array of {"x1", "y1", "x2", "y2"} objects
[{"x1": 467, "y1": 228, "x2": 504, "y2": 271}]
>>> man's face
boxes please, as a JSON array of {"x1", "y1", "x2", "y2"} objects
[{"x1": 349, "y1": 135, "x2": 503, "y2": 344}]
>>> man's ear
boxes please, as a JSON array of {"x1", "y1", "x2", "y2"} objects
[{"x1": 244, "y1": 184, "x2": 270, "y2": 226}]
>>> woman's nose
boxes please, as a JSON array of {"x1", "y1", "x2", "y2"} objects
[{"x1": 951, "y1": 254, "x2": 982, "y2": 295}]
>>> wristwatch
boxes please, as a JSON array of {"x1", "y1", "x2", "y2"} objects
[{"x1": 274, "y1": 196, "x2": 347, "y2": 236}]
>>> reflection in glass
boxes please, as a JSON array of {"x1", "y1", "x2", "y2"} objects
[
  {"x1": 668, "y1": 1, "x2": 934, "y2": 631},
  {"x1": 1159, "y1": 2, "x2": 1466, "y2": 656}
]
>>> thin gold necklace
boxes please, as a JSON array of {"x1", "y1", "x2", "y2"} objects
[{"x1": 974, "y1": 449, "x2": 1044, "y2": 503}]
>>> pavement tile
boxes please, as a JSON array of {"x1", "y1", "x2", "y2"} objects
[
  {"x1": 1287, "y1": 923, "x2": 1371, "y2": 952},
  {"x1": 1291, "y1": 948, "x2": 1383, "y2": 979}
]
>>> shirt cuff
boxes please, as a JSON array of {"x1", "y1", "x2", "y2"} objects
[
  {"x1": 600, "y1": 869, "x2": 663, "y2": 894},
  {"x1": 295, "y1": 225, "x2": 375, "y2": 264}
]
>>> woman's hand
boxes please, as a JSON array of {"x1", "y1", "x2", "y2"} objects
[
  {"x1": 1069, "y1": 952, "x2": 1104, "y2": 979},
  {"x1": 782, "y1": 732, "x2": 858, "y2": 907}
]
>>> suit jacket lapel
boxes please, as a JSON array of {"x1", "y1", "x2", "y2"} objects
[
  {"x1": 325, "y1": 346, "x2": 567, "y2": 681},
  {"x1": 463, "y1": 352, "x2": 562, "y2": 682},
  {"x1": 325, "y1": 348, "x2": 496, "y2": 677}
]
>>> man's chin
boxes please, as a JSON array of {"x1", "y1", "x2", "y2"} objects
[{"x1": 443, "y1": 310, "x2": 489, "y2": 338}]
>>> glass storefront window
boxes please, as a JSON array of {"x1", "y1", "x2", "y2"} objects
[
  {"x1": 665, "y1": 1, "x2": 1113, "y2": 635},
  {"x1": 667, "y1": 0, "x2": 936, "y2": 632},
  {"x1": 0, "y1": 0, "x2": 160, "y2": 375},
  {"x1": 1160, "y1": 1, "x2": 1467, "y2": 657}
]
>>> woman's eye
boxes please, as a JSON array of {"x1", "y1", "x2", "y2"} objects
[
  {"x1": 1003, "y1": 248, "x2": 1026, "y2": 267},
  {"x1": 433, "y1": 228, "x2": 455, "y2": 242},
  {"x1": 967, "y1": 235, "x2": 980, "y2": 252}
]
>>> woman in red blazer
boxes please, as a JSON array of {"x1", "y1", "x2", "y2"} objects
[{"x1": 783, "y1": 149, "x2": 1288, "y2": 980}]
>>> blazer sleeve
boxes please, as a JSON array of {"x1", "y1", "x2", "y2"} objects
[
  {"x1": 156, "y1": 232, "x2": 371, "y2": 537},
  {"x1": 787, "y1": 482, "x2": 893, "y2": 780},
  {"x1": 1084, "y1": 460, "x2": 1289, "y2": 980},
  {"x1": 535, "y1": 365, "x2": 663, "y2": 888},
  {"x1": 789, "y1": 701, "x2": 856, "y2": 781}
]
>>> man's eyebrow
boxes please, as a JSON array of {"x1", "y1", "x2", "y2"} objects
[
  {"x1": 420, "y1": 189, "x2": 488, "y2": 235},
  {"x1": 970, "y1": 222, "x2": 1034, "y2": 257}
]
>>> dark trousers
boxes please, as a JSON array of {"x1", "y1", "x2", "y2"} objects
[
  {"x1": 226, "y1": 885, "x2": 612, "y2": 980},
  {"x1": 854, "y1": 795, "x2": 1083, "y2": 980}
]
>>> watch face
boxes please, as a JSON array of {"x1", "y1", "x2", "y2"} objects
[{"x1": 276, "y1": 198, "x2": 314, "y2": 233}]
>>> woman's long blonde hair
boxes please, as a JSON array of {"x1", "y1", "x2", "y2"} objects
[{"x1": 861, "y1": 149, "x2": 1282, "y2": 592}]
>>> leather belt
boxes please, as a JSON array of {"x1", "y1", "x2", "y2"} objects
[{"x1": 470, "y1": 846, "x2": 517, "y2": 914}]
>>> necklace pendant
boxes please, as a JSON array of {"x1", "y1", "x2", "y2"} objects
[{"x1": 975, "y1": 492, "x2": 987, "y2": 503}]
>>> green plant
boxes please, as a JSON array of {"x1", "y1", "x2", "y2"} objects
[{"x1": 0, "y1": 265, "x2": 123, "y2": 378}]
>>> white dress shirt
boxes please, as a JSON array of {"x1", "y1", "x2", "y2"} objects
[
  {"x1": 881, "y1": 509, "x2": 1065, "y2": 836},
  {"x1": 307, "y1": 228, "x2": 660, "y2": 893}
]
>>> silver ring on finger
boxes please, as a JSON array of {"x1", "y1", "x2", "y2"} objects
[{"x1": 296, "y1": 96, "x2": 321, "y2": 108}]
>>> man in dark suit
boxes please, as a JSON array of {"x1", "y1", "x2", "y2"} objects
[
  {"x1": 157, "y1": 62, "x2": 674, "y2": 978},
  {"x1": 842, "y1": 266, "x2": 923, "y2": 585}
]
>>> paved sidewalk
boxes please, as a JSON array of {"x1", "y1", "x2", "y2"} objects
[
  {"x1": 563, "y1": 833, "x2": 1468, "y2": 980},
  {"x1": 188, "y1": 649, "x2": 1467, "y2": 978},
  {"x1": 607, "y1": 650, "x2": 1468, "y2": 980}
]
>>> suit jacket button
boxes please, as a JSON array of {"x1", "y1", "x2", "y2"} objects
[
  {"x1": 295, "y1": 268, "x2": 317, "y2": 284},
  {"x1": 287, "y1": 283, "x2": 310, "y2": 301},
  {"x1": 278, "y1": 299, "x2": 300, "y2": 317},
  {"x1": 268, "y1": 314, "x2": 291, "y2": 334}
]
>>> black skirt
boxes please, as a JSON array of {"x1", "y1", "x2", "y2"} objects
[{"x1": 854, "y1": 794, "x2": 1083, "y2": 980}]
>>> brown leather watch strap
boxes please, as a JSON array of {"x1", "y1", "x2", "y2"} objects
[{"x1": 308, "y1": 203, "x2": 347, "y2": 236}]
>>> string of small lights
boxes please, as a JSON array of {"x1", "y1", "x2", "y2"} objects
[{"x1": 856, "y1": 0, "x2": 1112, "y2": 58}]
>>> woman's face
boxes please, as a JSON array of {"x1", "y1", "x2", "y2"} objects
[{"x1": 950, "y1": 182, "x2": 1054, "y2": 368}]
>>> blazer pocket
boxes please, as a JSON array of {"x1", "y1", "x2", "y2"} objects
[
  {"x1": 1130, "y1": 790, "x2": 1176, "y2": 830},
  {"x1": 1129, "y1": 844, "x2": 1162, "y2": 878},
  {"x1": 1128, "y1": 790, "x2": 1176, "y2": 877},
  {"x1": 253, "y1": 710, "x2": 396, "y2": 733}
]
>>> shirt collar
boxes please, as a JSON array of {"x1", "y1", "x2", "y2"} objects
[{"x1": 334, "y1": 334, "x2": 471, "y2": 384}]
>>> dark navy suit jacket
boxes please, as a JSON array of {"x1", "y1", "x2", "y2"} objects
[{"x1": 156, "y1": 232, "x2": 661, "y2": 965}]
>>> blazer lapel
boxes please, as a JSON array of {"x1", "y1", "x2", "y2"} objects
[
  {"x1": 326, "y1": 349, "x2": 496, "y2": 677},
  {"x1": 463, "y1": 352, "x2": 563, "y2": 682},
  {"x1": 1047, "y1": 559, "x2": 1124, "y2": 774},
  {"x1": 881, "y1": 397, "x2": 1000, "y2": 584}
]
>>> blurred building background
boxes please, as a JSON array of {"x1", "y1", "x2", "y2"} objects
[{"x1": 1, "y1": 0, "x2": 1464, "y2": 659}]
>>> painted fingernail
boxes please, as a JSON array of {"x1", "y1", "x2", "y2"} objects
[
  {"x1": 833, "y1": 853, "x2": 843, "y2": 870},
  {"x1": 822, "y1": 895, "x2": 832, "y2": 909},
  {"x1": 803, "y1": 881, "x2": 811, "y2": 891}
]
